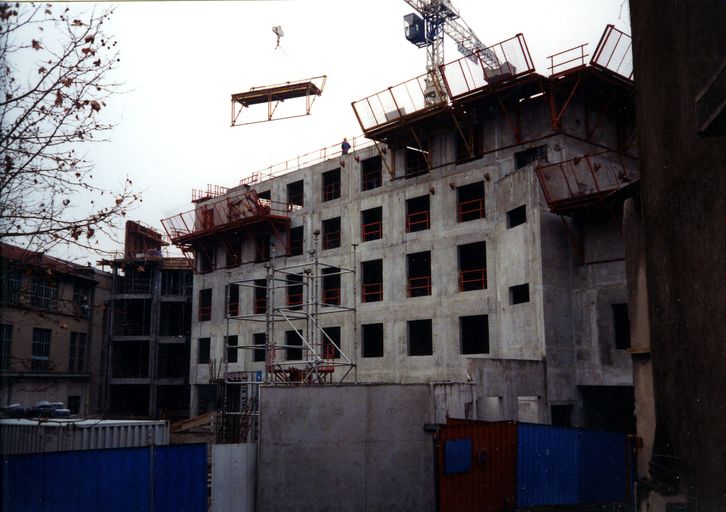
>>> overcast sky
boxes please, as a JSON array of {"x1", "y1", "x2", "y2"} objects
[{"x1": 51, "y1": 0, "x2": 630, "y2": 263}]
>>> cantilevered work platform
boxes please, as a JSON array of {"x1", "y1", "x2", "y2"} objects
[{"x1": 231, "y1": 76, "x2": 327, "y2": 126}]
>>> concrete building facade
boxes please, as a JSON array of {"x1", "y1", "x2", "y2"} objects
[
  {"x1": 100, "y1": 221, "x2": 193, "y2": 419},
  {"x1": 0, "y1": 242, "x2": 110, "y2": 415},
  {"x1": 165, "y1": 30, "x2": 638, "y2": 431}
]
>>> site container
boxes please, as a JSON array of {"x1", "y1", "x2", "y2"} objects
[
  {"x1": 0, "y1": 418, "x2": 168, "y2": 454},
  {"x1": 437, "y1": 420, "x2": 517, "y2": 512}
]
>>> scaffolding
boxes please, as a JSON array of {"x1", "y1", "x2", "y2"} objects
[{"x1": 226, "y1": 233, "x2": 357, "y2": 386}]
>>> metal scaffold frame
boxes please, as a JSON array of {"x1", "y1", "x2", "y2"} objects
[{"x1": 226, "y1": 233, "x2": 357, "y2": 386}]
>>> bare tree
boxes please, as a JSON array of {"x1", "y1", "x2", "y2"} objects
[{"x1": 0, "y1": 3, "x2": 139, "y2": 256}]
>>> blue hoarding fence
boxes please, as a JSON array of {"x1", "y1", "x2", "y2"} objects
[
  {"x1": 2, "y1": 443, "x2": 207, "y2": 512},
  {"x1": 516, "y1": 423, "x2": 631, "y2": 507}
]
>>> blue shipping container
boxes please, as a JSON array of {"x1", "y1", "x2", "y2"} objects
[{"x1": 2, "y1": 444, "x2": 207, "y2": 512}]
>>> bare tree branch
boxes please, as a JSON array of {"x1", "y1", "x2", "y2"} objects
[{"x1": 0, "y1": 3, "x2": 139, "y2": 257}]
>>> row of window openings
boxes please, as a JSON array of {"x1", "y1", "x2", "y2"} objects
[
  {"x1": 196, "y1": 302, "x2": 631, "y2": 364},
  {"x1": 201, "y1": 196, "x2": 525, "y2": 272},
  {"x1": 198, "y1": 243, "x2": 489, "y2": 321},
  {"x1": 1, "y1": 274, "x2": 91, "y2": 314},
  {"x1": 283, "y1": 144, "x2": 547, "y2": 209},
  {"x1": 196, "y1": 316, "x2": 490, "y2": 364},
  {"x1": 0, "y1": 325, "x2": 87, "y2": 372}
]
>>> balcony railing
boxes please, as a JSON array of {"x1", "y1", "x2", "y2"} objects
[
  {"x1": 406, "y1": 211, "x2": 430, "y2": 232},
  {"x1": 361, "y1": 221, "x2": 382, "y2": 242},
  {"x1": 458, "y1": 198, "x2": 485, "y2": 222},
  {"x1": 361, "y1": 283, "x2": 383, "y2": 303},
  {"x1": 322, "y1": 288, "x2": 341, "y2": 306},
  {"x1": 459, "y1": 269, "x2": 487, "y2": 291},
  {"x1": 407, "y1": 276, "x2": 432, "y2": 298}
]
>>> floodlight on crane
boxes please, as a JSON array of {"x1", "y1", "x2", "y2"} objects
[{"x1": 402, "y1": 0, "x2": 500, "y2": 102}]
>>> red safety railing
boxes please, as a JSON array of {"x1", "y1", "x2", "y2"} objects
[
  {"x1": 199, "y1": 305, "x2": 212, "y2": 322},
  {"x1": 440, "y1": 34, "x2": 535, "y2": 100},
  {"x1": 407, "y1": 276, "x2": 432, "y2": 297},
  {"x1": 192, "y1": 184, "x2": 229, "y2": 203},
  {"x1": 161, "y1": 189, "x2": 291, "y2": 243},
  {"x1": 361, "y1": 221, "x2": 382, "y2": 242},
  {"x1": 547, "y1": 44, "x2": 589, "y2": 76},
  {"x1": 458, "y1": 198, "x2": 485, "y2": 222},
  {"x1": 287, "y1": 292, "x2": 303, "y2": 308},
  {"x1": 591, "y1": 24, "x2": 633, "y2": 80},
  {"x1": 322, "y1": 288, "x2": 341, "y2": 306},
  {"x1": 535, "y1": 149, "x2": 638, "y2": 213},
  {"x1": 362, "y1": 283, "x2": 383, "y2": 303},
  {"x1": 322, "y1": 230, "x2": 340, "y2": 249},
  {"x1": 254, "y1": 297, "x2": 267, "y2": 314},
  {"x1": 406, "y1": 211, "x2": 430, "y2": 232},
  {"x1": 227, "y1": 301, "x2": 239, "y2": 317},
  {"x1": 459, "y1": 269, "x2": 487, "y2": 291},
  {"x1": 322, "y1": 182, "x2": 340, "y2": 202},
  {"x1": 362, "y1": 170, "x2": 382, "y2": 191}
]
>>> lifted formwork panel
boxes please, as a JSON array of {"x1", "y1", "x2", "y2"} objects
[{"x1": 231, "y1": 76, "x2": 327, "y2": 126}]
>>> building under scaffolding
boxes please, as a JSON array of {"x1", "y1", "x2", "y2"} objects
[
  {"x1": 100, "y1": 221, "x2": 193, "y2": 419},
  {"x1": 164, "y1": 25, "x2": 639, "y2": 433}
]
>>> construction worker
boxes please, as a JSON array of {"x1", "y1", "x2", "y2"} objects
[{"x1": 341, "y1": 137, "x2": 351, "y2": 155}]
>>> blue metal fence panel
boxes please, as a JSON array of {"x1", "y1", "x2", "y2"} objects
[
  {"x1": 516, "y1": 423, "x2": 580, "y2": 507},
  {"x1": 2, "y1": 444, "x2": 207, "y2": 512},
  {"x1": 154, "y1": 444, "x2": 207, "y2": 512},
  {"x1": 578, "y1": 429, "x2": 630, "y2": 503},
  {"x1": 2, "y1": 447, "x2": 150, "y2": 512}
]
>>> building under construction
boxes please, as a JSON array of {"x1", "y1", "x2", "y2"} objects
[
  {"x1": 163, "y1": 25, "x2": 638, "y2": 431},
  {"x1": 100, "y1": 221, "x2": 193, "y2": 419}
]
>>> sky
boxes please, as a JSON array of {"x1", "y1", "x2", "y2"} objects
[{"x1": 48, "y1": 0, "x2": 630, "y2": 263}]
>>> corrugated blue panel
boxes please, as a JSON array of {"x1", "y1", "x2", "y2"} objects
[
  {"x1": 154, "y1": 444, "x2": 207, "y2": 512},
  {"x1": 2, "y1": 445, "x2": 207, "y2": 512},
  {"x1": 2, "y1": 447, "x2": 150, "y2": 512},
  {"x1": 516, "y1": 423, "x2": 580, "y2": 507},
  {"x1": 578, "y1": 430, "x2": 629, "y2": 503},
  {"x1": 444, "y1": 438, "x2": 472, "y2": 475}
]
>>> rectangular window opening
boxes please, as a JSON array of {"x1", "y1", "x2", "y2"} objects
[
  {"x1": 226, "y1": 335, "x2": 238, "y2": 364},
  {"x1": 404, "y1": 144, "x2": 429, "y2": 178},
  {"x1": 458, "y1": 242, "x2": 487, "y2": 291},
  {"x1": 199, "y1": 288, "x2": 212, "y2": 321},
  {"x1": 408, "y1": 319, "x2": 432, "y2": 356},
  {"x1": 507, "y1": 205, "x2": 527, "y2": 228},
  {"x1": 286, "y1": 330, "x2": 303, "y2": 361},
  {"x1": 322, "y1": 326, "x2": 341, "y2": 359},
  {"x1": 225, "y1": 238, "x2": 242, "y2": 267},
  {"x1": 362, "y1": 323, "x2": 383, "y2": 358},
  {"x1": 361, "y1": 259, "x2": 383, "y2": 303},
  {"x1": 288, "y1": 226, "x2": 304, "y2": 256},
  {"x1": 407, "y1": 251, "x2": 431, "y2": 297},
  {"x1": 0, "y1": 324, "x2": 12, "y2": 370},
  {"x1": 361, "y1": 155, "x2": 382, "y2": 191},
  {"x1": 455, "y1": 124, "x2": 484, "y2": 163},
  {"x1": 30, "y1": 275, "x2": 58, "y2": 310},
  {"x1": 322, "y1": 267, "x2": 341, "y2": 306},
  {"x1": 509, "y1": 283, "x2": 530, "y2": 305},
  {"x1": 254, "y1": 279, "x2": 267, "y2": 314},
  {"x1": 68, "y1": 331, "x2": 87, "y2": 372},
  {"x1": 514, "y1": 145, "x2": 548, "y2": 169},
  {"x1": 67, "y1": 395, "x2": 81, "y2": 415},
  {"x1": 322, "y1": 217, "x2": 341, "y2": 250},
  {"x1": 286, "y1": 274, "x2": 303, "y2": 310},
  {"x1": 198, "y1": 337, "x2": 211, "y2": 364},
  {"x1": 197, "y1": 244, "x2": 216, "y2": 273},
  {"x1": 253, "y1": 333, "x2": 266, "y2": 362},
  {"x1": 406, "y1": 195, "x2": 430, "y2": 233},
  {"x1": 257, "y1": 190, "x2": 271, "y2": 201},
  {"x1": 227, "y1": 284, "x2": 239, "y2": 317},
  {"x1": 460, "y1": 315, "x2": 489, "y2": 354},
  {"x1": 457, "y1": 182, "x2": 485, "y2": 222},
  {"x1": 254, "y1": 234, "x2": 270, "y2": 262},
  {"x1": 31, "y1": 328, "x2": 51, "y2": 371},
  {"x1": 612, "y1": 303, "x2": 631, "y2": 349},
  {"x1": 361, "y1": 207, "x2": 382, "y2": 242},
  {"x1": 287, "y1": 180, "x2": 304, "y2": 207},
  {"x1": 322, "y1": 168, "x2": 341, "y2": 202}
]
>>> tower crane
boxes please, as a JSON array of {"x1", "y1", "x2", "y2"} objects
[{"x1": 402, "y1": 0, "x2": 499, "y2": 102}]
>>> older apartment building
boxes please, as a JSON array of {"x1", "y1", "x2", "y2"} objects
[
  {"x1": 164, "y1": 29, "x2": 638, "y2": 429},
  {"x1": 0, "y1": 242, "x2": 111, "y2": 415}
]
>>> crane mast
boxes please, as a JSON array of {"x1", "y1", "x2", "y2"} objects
[{"x1": 402, "y1": 0, "x2": 498, "y2": 102}]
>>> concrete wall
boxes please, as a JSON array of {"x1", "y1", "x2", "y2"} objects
[
  {"x1": 257, "y1": 384, "x2": 470, "y2": 512},
  {"x1": 212, "y1": 443, "x2": 256, "y2": 512},
  {"x1": 630, "y1": 0, "x2": 726, "y2": 505}
]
